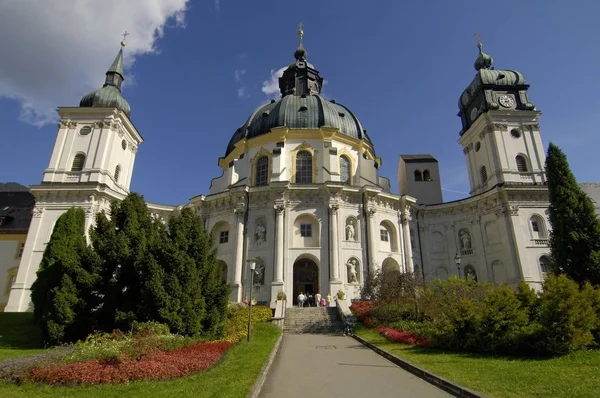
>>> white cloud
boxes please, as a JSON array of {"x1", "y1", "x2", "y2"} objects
[
  {"x1": 234, "y1": 69, "x2": 246, "y2": 83},
  {"x1": 0, "y1": 0, "x2": 189, "y2": 127},
  {"x1": 237, "y1": 87, "x2": 247, "y2": 98},
  {"x1": 261, "y1": 66, "x2": 286, "y2": 97},
  {"x1": 214, "y1": 0, "x2": 221, "y2": 11}
]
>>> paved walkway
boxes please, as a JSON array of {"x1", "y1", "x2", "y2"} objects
[{"x1": 259, "y1": 334, "x2": 451, "y2": 398}]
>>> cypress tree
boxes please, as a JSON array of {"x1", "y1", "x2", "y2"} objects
[
  {"x1": 545, "y1": 143, "x2": 600, "y2": 285},
  {"x1": 30, "y1": 207, "x2": 100, "y2": 345},
  {"x1": 91, "y1": 193, "x2": 170, "y2": 332},
  {"x1": 167, "y1": 208, "x2": 228, "y2": 337}
]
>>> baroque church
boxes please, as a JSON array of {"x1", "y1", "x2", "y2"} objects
[{"x1": 2, "y1": 28, "x2": 554, "y2": 311}]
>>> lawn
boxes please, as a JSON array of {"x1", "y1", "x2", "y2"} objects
[
  {"x1": 356, "y1": 325, "x2": 600, "y2": 398},
  {"x1": 0, "y1": 313, "x2": 281, "y2": 398}
]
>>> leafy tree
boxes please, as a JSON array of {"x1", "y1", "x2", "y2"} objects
[
  {"x1": 30, "y1": 207, "x2": 100, "y2": 345},
  {"x1": 91, "y1": 193, "x2": 170, "y2": 332},
  {"x1": 545, "y1": 143, "x2": 600, "y2": 285}
]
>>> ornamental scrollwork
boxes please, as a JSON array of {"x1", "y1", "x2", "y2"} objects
[
  {"x1": 492, "y1": 123, "x2": 509, "y2": 130},
  {"x1": 32, "y1": 207, "x2": 45, "y2": 218}
]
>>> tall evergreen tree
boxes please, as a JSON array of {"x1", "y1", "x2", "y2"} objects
[
  {"x1": 91, "y1": 193, "x2": 170, "y2": 332},
  {"x1": 167, "y1": 208, "x2": 229, "y2": 337},
  {"x1": 30, "y1": 207, "x2": 100, "y2": 345},
  {"x1": 545, "y1": 143, "x2": 600, "y2": 285}
]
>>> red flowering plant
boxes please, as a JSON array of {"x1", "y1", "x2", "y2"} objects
[
  {"x1": 29, "y1": 341, "x2": 231, "y2": 385},
  {"x1": 376, "y1": 327, "x2": 429, "y2": 347}
]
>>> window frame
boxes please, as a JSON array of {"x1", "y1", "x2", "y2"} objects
[
  {"x1": 219, "y1": 230, "x2": 229, "y2": 244},
  {"x1": 380, "y1": 228, "x2": 389, "y2": 242},
  {"x1": 339, "y1": 155, "x2": 351, "y2": 184},
  {"x1": 300, "y1": 223, "x2": 312, "y2": 237},
  {"x1": 255, "y1": 155, "x2": 269, "y2": 186},
  {"x1": 295, "y1": 150, "x2": 313, "y2": 183}
]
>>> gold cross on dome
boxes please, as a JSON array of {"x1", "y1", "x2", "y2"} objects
[
  {"x1": 297, "y1": 22, "x2": 304, "y2": 40},
  {"x1": 122, "y1": 31, "x2": 130, "y2": 41}
]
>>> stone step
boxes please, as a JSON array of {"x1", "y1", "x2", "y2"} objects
[{"x1": 283, "y1": 306, "x2": 342, "y2": 334}]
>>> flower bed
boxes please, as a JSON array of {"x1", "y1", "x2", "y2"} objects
[
  {"x1": 29, "y1": 341, "x2": 231, "y2": 385},
  {"x1": 376, "y1": 327, "x2": 429, "y2": 347}
]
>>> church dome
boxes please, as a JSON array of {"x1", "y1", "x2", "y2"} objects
[
  {"x1": 225, "y1": 28, "x2": 372, "y2": 156},
  {"x1": 80, "y1": 45, "x2": 131, "y2": 116}
]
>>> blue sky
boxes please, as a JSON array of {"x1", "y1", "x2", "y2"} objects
[{"x1": 1, "y1": 1, "x2": 599, "y2": 205}]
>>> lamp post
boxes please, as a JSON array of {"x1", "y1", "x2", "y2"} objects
[
  {"x1": 246, "y1": 259, "x2": 257, "y2": 342},
  {"x1": 454, "y1": 252, "x2": 462, "y2": 278}
]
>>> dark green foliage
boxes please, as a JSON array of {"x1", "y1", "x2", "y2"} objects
[
  {"x1": 534, "y1": 275, "x2": 596, "y2": 355},
  {"x1": 545, "y1": 143, "x2": 600, "y2": 285},
  {"x1": 369, "y1": 301, "x2": 419, "y2": 325},
  {"x1": 166, "y1": 208, "x2": 229, "y2": 337},
  {"x1": 30, "y1": 207, "x2": 100, "y2": 345},
  {"x1": 131, "y1": 321, "x2": 171, "y2": 337},
  {"x1": 91, "y1": 193, "x2": 170, "y2": 332}
]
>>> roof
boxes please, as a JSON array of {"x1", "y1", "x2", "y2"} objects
[
  {"x1": 225, "y1": 94, "x2": 371, "y2": 156},
  {"x1": 0, "y1": 188, "x2": 35, "y2": 234},
  {"x1": 400, "y1": 154, "x2": 438, "y2": 163}
]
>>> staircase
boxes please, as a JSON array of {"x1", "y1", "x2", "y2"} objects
[{"x1": 283, "y1": 307, "x2": 343, "y2": 334}]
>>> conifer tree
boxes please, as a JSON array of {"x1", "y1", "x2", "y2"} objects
[
  {"x1": 545, "y1": 143, "x2": 600, "y2": 285},
  {"x1": 167, "y1": 208, "x2": 229, "y2": 336},
  {"x1": 91, "y1": 193, "x2": 170, "y2": 332},
  {"x1": 30, "y1": 207, "x2": 100, "y2": 345}
]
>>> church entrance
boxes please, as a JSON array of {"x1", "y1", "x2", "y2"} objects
[{"x1": 293, "y1": 258, "x2": 319, "y2": 305}]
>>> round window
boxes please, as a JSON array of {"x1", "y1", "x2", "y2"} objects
[
  {"x1": 121, "y1": 140, "x2": 127, "y2": 150},
  {"x1": 79, "y1": 126, "x2": 92, "y2": 136},
  {"x1": 510, "y1": 129, "x2": 521, "y2": 138},
  {"x1": 475, "y1": 142, "x2": 481, "y2": 152}
]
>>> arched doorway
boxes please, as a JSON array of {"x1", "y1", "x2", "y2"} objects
[{"x1": 293, "y1": 258, "x2": 319, "y2": 305}]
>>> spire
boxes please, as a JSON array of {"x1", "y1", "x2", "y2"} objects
[
  {"x1": 104, "y1": 32, "x2": 128, "y2": 90},
  {"x1": 474, "y1": 37, "x2": 493, "y2": 71},
  {"x1": 294, "y1": 22, "x2": 307, "y2": 60}
]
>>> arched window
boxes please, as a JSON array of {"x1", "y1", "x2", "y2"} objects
[
  {"x1": 423, "y1": 169, "x2": 432, "y2": 181},
  {"x1": 114, "y1": 165, "x2": 121, "y2": 183},
  {"x1": 295, "y1": 150, "x2": 312, "y2": 183},
  {"x1": 480, "y1": 166, "x2": 488, "y2": 184},
  {"x1": 255, "y1": 156, "x2": 269, "y2": 186},
  {"x1": 539, "y1": 255, "x2": 551, "y2": 277},
  {"x1": 414, "y1": 170, "x2": 423, "y2": 181},
  {"x1": 71, "y1": 153, "x2": 86, "y2": 171},
  {"x1": 530, "y1": 215, "x2": 547, "y2": 239},
  {"x1": 340, "y1": 156, "x2": 351, "y2": 184},
  {"x1": 516, "y1": 155, "x2": 528, "y2": 172}
]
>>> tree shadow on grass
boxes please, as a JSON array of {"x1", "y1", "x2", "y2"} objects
[{"x1": 0, "y1": 313, "x2": 42, "y2": 350}]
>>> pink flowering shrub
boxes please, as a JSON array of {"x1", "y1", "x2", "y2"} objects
[
  {"x1": 376, "y1": 327, "x2": 429, "y2": 347},
  {"x1": 29, "y1": 341, "x2": 231, "y2": 385}
]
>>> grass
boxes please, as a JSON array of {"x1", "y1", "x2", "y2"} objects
[
  {"x1": 0, "y1": 313, "x2": 281, "y2": 398},
  {"x1": 356, "y1": 325, "x2": 600, "y2": 398},
  {"x1": 0, "y1": 313, "x2": 44, "y2": 361}
]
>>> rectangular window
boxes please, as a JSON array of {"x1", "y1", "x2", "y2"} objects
[
  {"x1": 531, "y1": 221, "x2": 539, "y2": 232},
  {"x1": 219, "y1": 230, "x2": 229, "y2": 244},
  {"x1": 300, "y1": 224, "x2": 312, "y2": 237},
  {"x1": 380, "y1": 229, "x2": 389, "y2": 242},
  {"x1": 17, "y1": 242, "x2": 25, "y2": 258}
]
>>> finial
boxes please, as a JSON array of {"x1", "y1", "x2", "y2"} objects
[
  {"x1": 473, "y1": 32, "x2": 493, "y2": 71},
  {"x1": 297, "y1": 22, "x2": 304, "y2": 43},
  {"x1": 294, "y1": 22, "x2": 307, "y2": 60},
  {"x1": 121, "y1": 31, "x2": 130, "y2": 47}
]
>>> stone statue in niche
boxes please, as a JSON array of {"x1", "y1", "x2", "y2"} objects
[
  {"x1": 460, "y1": 230, "x2": 471, "y2": 250},
  {"x1": 255, "y1": 222, "x2": 266, "y2": 246},
  {"x1": 465, "y1": 266, "x2": 478, "y2": 281},
  {"x1": 254, "y1": 263, "x2": 265, "y2": 285},
  {"x1": 345, "y1": 220, "x2": 356, "y2": 241},
  {"x1": 346, "y1": 258, "x2": 359, "y2": 283}
]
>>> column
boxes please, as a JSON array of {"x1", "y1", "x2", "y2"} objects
[
  {"x1": 274, "y1": 204, "x2": 285, "y2": 283},
  {"x1": 402, "y1": 208, "x2": 414, "y2": 273},
  {"x1": 232, "y1": 206, "x2": 245, "y2": 302},
  {"x1": 329, "y1": 204, "x2": 340, "y2": 281},
  {"x1": 366, "y1": 207, "x2": 377, "y2": 273}
]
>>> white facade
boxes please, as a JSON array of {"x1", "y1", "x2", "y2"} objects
[{"x1": 5, "y1": 43, "x2": 556, "y2": 311}]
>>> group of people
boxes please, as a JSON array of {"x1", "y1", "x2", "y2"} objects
[{"x1": 296, "y1": 292, "x2": 334, "y2": 308}]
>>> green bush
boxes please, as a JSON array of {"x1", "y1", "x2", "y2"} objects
[
  {"x1": 369, "y1": 301, "x2": 419, "y2": 325},
  {"x1": 534, "y1": 275, "x2": 597, "y2": 355},
  {"x1": 389, "y1": 320, "x2": 434, "y2": 338},
  {"x1": 131, "y1": 321, "x2": 171, "y2": 337},
  {"x1": 224, "y1": 305, "x2": 272, "y2": 343}
]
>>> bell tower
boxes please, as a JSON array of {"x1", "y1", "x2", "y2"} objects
[
  {"x1": 457, "y1": 42, "x2": 546, "y2": 196},
  {"x1": 6, "y1": 38, "x2": 143, "y2": 312}
]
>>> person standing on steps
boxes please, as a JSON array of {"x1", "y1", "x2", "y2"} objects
[
  {"x1": 326, "y1": 292, "x2": 333, "y2": 307},
  {"x1": 297, "y1": 292, "x2": 306, "y2": 308},
  {"x1": 315, "y1": 292, "x2": 322, "y2": 307}
]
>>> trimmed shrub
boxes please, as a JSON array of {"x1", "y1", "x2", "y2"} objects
[
  {"x1": 132, "y1": 321, "x2": 171, "y2": 337},
  {"x1": 224, "y1": 305, "x2": 272, "y2": 343},
  {"x1": 369, "y1": 301, "x2": 419, "y2": 325}
]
